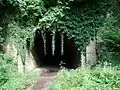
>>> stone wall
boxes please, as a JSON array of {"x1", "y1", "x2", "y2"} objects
[
  {"x1": 81, "y1": 38, "x2": 97, "y2": 67},
  {"x1": 86, "y1": 39, "x2": 97, "y2": 66},
  {"x1": 5, "y1": 43, "x2": 37, "y2": 72}
]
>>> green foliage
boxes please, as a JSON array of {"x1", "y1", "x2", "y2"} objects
[
  {"x1": 0, "y1": 1, "x2": 120, "y2": 89},
  {"x1": 38, "y1": 5, "x2": 65, "y2": 31},
  {"x1": 97, "y1": 4, "x2": 120, "y2": 49},
  {"x1": 39, "y1": 0, "x2": 120, "y2": 51},
  {"x1": 0, "y1": 52, "x2": 36, "y2": 90},
  {"x1": 0, "y1": 0, "x2": 120, "y2": 65},
  {"x1": 58, "y1": 6, "x2": 104, "y2": 50},
  {"x1": 50, "y1": 66, "x2": 120, "y2": 90},
  {"x1": 0, "y1": 52, "x2": 15, "y2": 87},
  {"x1": 98, "y1": 22, "x2": 120, "y2": 52},
  {"x1": 96, "y1": 1, "x2": 120, "y2": 65},
  {"x1": 8, "y1": 22, "x2": 35, "y2": 65}
]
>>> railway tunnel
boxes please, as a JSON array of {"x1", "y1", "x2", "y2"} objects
[{"x1": 32, "y1": 30, "x2": 80, "y2": 69}]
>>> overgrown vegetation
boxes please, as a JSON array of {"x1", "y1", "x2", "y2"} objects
[
  {"x1": 0, "y1": 52, "x2": 36, "y2": 89},
  {"x1": 0, "y1": 0, "x2": 119, "y2": 65},
  {"x1": 1, "y1": 1, "x2": 120, "y2": 64},
  {"x1": 50, "y1": 66, "x2": 120, "y2": 90},
  {"x1": 0, "y1": 0, "x2": 120, "y2": 89}
]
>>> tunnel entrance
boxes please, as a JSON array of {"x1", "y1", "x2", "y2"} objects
[{"x1": 32, "y1": 30, "x2": 79, "y2": 69}]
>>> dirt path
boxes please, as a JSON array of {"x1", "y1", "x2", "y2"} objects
[{"x1": 30, "y1": 67, "x2": 60, "y2": 90}]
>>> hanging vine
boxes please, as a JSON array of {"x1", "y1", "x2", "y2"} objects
[
  {"x1": 61, "y1": 33, "x2": 64, "y2": 55},
  {"x1": 52, "y1": 30, "x2": 56, "y2": 56},
  {"x1": 41, "y1": 31, "x2": 46, "y2": 55}
]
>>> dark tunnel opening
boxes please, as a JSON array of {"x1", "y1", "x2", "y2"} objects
[{"x1": 32, "y1": 30, "x2": 80, "y2": 69}]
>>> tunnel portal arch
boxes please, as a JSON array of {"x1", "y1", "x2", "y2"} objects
[{"x1": 32, "y1": 30, "x2": 80, "y2": 69}]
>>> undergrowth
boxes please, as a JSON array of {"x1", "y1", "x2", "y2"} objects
[
  {"x1": 50, "y1": 65, "x2": 120, "y2": 90},
  {"x1": 0, "y1": 52, "x2": 36, "y2": 90}
]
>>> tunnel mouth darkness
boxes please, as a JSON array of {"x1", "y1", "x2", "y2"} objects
[{"x1": 32, "y1": 30, "x2": 80, "y2": 69}]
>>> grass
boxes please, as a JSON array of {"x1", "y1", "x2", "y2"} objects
[{"x1": 50, "y1": 65, "x2": 120, "y2": 90}]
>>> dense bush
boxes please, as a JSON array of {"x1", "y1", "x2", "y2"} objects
[
  {"x1": 0, "y1": 52, "x2": 36, "y2": 90},
  {"x1": 50, "y1": 66, "x2": 120, "y2": 90}
]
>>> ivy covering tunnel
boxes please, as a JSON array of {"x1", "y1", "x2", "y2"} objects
[
  {"x1": 1, "y1": 0, "x2": 119, "y2": 70},
  {"x1": 32, "y1": 30, "x2": 79, "y2": 69}
]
